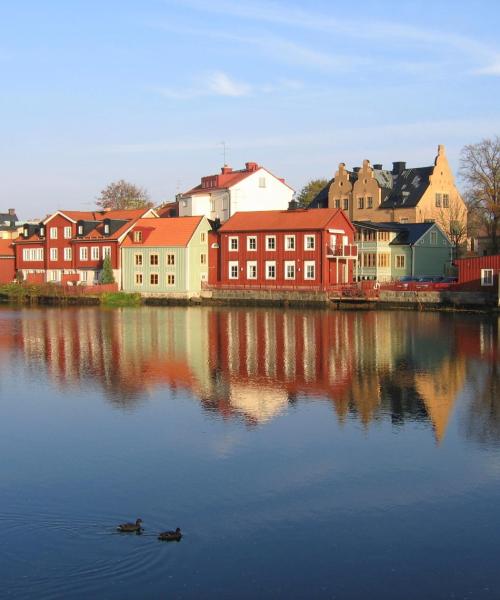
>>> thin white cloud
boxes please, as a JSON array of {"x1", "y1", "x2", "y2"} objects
[
  {"x1": 170, "y1": 0, "x2": 500, "y2": 75},
  {"x1": 154, "y1": 71, "x2": 303, "y2": 100}
]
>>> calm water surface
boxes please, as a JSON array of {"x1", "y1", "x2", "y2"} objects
[{"x1": 0, "y1": 306, "x2": 499, "y2": 599}]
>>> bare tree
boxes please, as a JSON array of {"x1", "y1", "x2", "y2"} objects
[
  {"x1": 460, "y1": 137, "x2": 500, "y2": 253},
  {"x1": 435, "y1": 196, "x2": 469, "y2": 256},
  {"x1": 96, "y1": 180, "x2": 153, "y2": 211}
]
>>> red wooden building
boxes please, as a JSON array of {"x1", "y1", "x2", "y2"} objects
[
  {"x1": 208, "y1": 207, "x2": 356, "y2": 290},
  {"x1": 14, "y1": 208, "x2": 156, "y2": 285},
  {"x1": 454, "y1": 254, "x2": 500, "y2": 292},
  {"x1": 0, "y1": 240, "x2": 15, "y2": 283}
]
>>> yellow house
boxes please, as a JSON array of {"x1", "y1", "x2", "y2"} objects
[{"x1": 312, "y1": 145, "x2": 467, "y2": 241}]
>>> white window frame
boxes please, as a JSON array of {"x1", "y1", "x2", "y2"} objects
[
  {"x1": 304, "y1": 261, "x2": 316, "y2": 280},
  {"x1": 265, "y1": 260, "x2": 276, "y2": 280},
  {"x1": 49, "y1": 248, "x2": 58, "y2": 261},
  {"x1": 80, "y1": 247, "x2": 88, "y2": 261},
  {"x1": 304, "y1": 235, "x2": 315, "y2": 251},
  {"x1": 229, "y1": 236, "x2": 238, "y2": 252},
  {"x1": 63, "y1": 226, "x2": 72, "y2": 239},
  {"x1": 229, "y1": 261, "x2": 239, "y2": 279},
  {"x1": 167, "y1": 274, "x2": 175, "y2": 286},
  {"x1": 481, "y1": 269, "x2": 494, "y2": 286},
  {"x1": 81, "y1": 271, "x2": 88, "y2": 282},
  {"x1": 396, "y1": 254, "x2": 406, "y2": 269},
  {"x1": 135, "y1": 253, "x2": 143, "y2": 266},
  {"x1": 265, "y1": 235, "x2": 276, "y2": 251},
  {"x1": 150, "y1": 273, "x2": 159, "y2": 286},
  {"x1": 285, "y1": 235, "x2": 295, "y2": 251},
  {"x1": 64, "y1": 247, "x2": 72, "y2": 261},
  {"x1": 50, "y1": 227, "x2": 58, "y2": 239},
  {"x1": 91, "y1": 246, "x2": 99, "y2": 261},
  {"x1": 150, "y1": 253, "x2": 159, "y2": 266},
  {"x1": 135, "y1": 273, "x2": 143, "y2": 286},
  {"x1": 284, "y1": 260, "x2": 296, "y2": 280},
  {"x1": 247, "y1": 236, "x2": 257, "y2": 251},
  {"x1": 102, "y1": 246, "x2": 111, "y2": 258},
  {"x1": 167, "y1": 253, "x2": 175, "y2": 266},
  {"x1": 246, "y1": 261, "x2": 257, "y2": 279}
]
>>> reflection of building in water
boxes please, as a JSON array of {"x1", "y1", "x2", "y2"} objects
[{"x1": 10, "y1": 306, "x2": 485, "y2": 438}]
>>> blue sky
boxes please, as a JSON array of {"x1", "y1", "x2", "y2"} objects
[{"x1": 1, "y1": 0, "x2": 500, "y2": 218}]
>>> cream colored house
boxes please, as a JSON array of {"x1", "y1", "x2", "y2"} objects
[{"x1": 311, "y1": 145, "x2": 467, "y2": 241}]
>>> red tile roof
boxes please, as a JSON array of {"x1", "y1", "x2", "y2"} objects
[
  {"x1": 219, "y1": 208, "x2": 347, "y2": 232},
  {"x1": 57, "y1": 208, "x2": 148, "y2": 222},
  {"x1": 122, "y1": 216, "x2": 205, "y2": 247},
  {"x1": 0, "y1": 240, "x2": 14, "y2": 256}
]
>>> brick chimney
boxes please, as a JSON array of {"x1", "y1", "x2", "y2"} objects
[
  {"x1": 8, "y1": 208, "x2": 15, "y2": 216},
  {"x1": 221, "y1": 165, "x2": 232, "y2": 174},
  {"x1": 245, "y1": 162, "x2": 259, "y2": 172},
  {"x1": 392, "y1": 161, "x2": 406, "y2": 175}
]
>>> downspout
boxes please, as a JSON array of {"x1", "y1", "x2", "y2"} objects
[{"x1": 411, "y1": 244, "x2": 415, "y2": 277}]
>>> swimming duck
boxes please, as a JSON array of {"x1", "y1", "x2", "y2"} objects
[
  {"x1": 158, "y1": 528, "x2": 182, "y2": 542},
  {"x1": 117, "y1": 518, "x2": 143, "y2": 533}
]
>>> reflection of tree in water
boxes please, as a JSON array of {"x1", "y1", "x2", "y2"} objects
[{"x1": 462, "y1": 319, "x2": 500, "y2": 445}]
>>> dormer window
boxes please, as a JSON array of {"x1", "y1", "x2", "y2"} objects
[
  {"x1": 104, "y1": 223, "x2": 110, "y2": 235},
  {"x1": 133, "y1": 231, "x2": 142, "y2": 243},
  {"x1": 23, "y1": 227, "x2": 29, "y2": 238},
  {"x1": 77, "y1": 225, "x2": 83, "y2": 236},
  {"x1": 39, "y1": 226, "x2": 45, "y2": 237}
]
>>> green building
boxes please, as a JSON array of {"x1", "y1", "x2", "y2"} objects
[
  {"x1": 353, "y1": 221, "x2": 453, "y2": 281},
  {"x1": 121, "y1": 216, "x2": 210, "y2": 296}
]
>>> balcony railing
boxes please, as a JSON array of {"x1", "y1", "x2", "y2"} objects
[{"x1": 327, "y1": 244, "x2": 358, "y2": 258}]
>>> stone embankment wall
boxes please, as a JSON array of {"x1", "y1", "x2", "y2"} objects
[
  {"x1": 200, "y1": 289, "x2": 330, "y2": 307},
  {"x1": 379, "y1": 290, "x2": 497, "y2": 308}
]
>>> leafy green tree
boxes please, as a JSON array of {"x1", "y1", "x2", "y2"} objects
[
  {"x1": 96, "y1": 180, "x2": 153, "y2": 211},
  {"x1": 296, "y1": 179, "x2": 328, "y2": 207},
  {"x1": 100, "y1": 255, "x2": 115, "y2": 284}
]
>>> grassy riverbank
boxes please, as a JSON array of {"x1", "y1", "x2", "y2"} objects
[{"x1": 0, "y1": 284, "x2": 141, "y2": 307}]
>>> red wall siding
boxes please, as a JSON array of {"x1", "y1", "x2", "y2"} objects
[
  {"x1": 73, "y1": 241, "x2": 119, "y2": 270},
  {"x1": 455, "y1": 255, "x2": 500, "y2": 291},
  {"x1": 45, "y1": 214, "x2": 75, "y2": 270},
  {"x1": 0, "y1": 258, "x2": 15, "y2": 283},
  {"x1": 15, "y1": 242, "x2": 45, "y2": 270}
]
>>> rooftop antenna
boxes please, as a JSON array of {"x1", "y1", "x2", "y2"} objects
[{"x1": 220, "y1": 141, "x2": 228, "y2": 166}]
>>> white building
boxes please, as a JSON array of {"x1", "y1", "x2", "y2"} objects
[{"x1": 178, "y1": 162, "x2": 294, "y2": 223}]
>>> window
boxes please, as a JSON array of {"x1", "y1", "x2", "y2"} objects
[
  {"x1": 362, "y1": 253, "x2": 376, "y2": 268},
  {"x1": 266, "y1": 261, "x2": 276, "y2": 280},
  {"x1": 430, "y1": 232, "x2": 438, "y2": 245},
  {"x1": 304, "y1": 235, "x2": 315, "y2": 250},
  {"x1": 266, "y1": 236, "x2": 276, "y2": 251},
  {"x1": 259, "y1": 177, "x2": 266, "y2": 188},
  {"x1": 357, "y1": 197, "x2": 364, "y2": 209},
  {"x1": 135, "y1": 273, "x2": 143, "y2": 285},
  {"x1": 23, "y1": 248, "x2": 44, "y2": 261},
  {"x1": 377, "y1": 253, "x2": 389, "y2": 268},
  {"x1": 133, "y1": 231, "x2": 142, "y2": 243},
  {"x1": 81, "y1": 271, "x2": 88, "y2": 282},
  {"x1": 64, "y1": 247, "x2": 72, "y2": 261},
  {"x1": 285, "y1": 235, "x2": 295, "y2": 251},
  {"x1": 104, "y1": 223, "x2": 110, "y2": 235},
  {"x1": 284, "y1": 261, "x2": 296, "y2": 280},
  {"x1": 77, "y1": 225, "x2": 83, "y2": 236},
  {"x1": 64, "y1": 226, "x2": 72, "y2": 239},
  {"x1": 150, "y1": 273, "x2": 159, "y2": 285},
  {"x1": 343, "y1": 198, "x2": 349, "y2": 211},
  {"x1": 210, "y1": 199, "x2": 215, "y2": 212},
  {"x1": 367, "y1": 197, "x2": 373, "y2": 209},
  {"x1": 150, "y1": 254, "x2": 159, "y2": 266},
  {"x1": 481, "y1": 269, "x2": 494, "y2": 286},
  {"x1": 335, "y1": 199, "x2": 340, "y2": 209},
  {"x1": 200, "y1": 253, "x2": 207, "y2": 265},
  {"x1": 247, "y1": 261, "x2": 257, "y2": 279},
  {"x1": 400, "y1": 218, "x2": 409, "y2": 224},
  {"x1": 103, "y1": 246, "x2": 111, "y2": 258},
  {"x1": 435, "y1": 193, "x2": 442, "y2": 207},
  {"x1": 167, "y1": 254, "x2": 175, "y2": 265},
  {"x1": 80, "y1": 247, "x2": 88, "y2": 261},
  {"x1": 50, "y1": 227, "x2": 58, "y2": 239},
  {"x1": 396, "y1": 255, "x2": 406, "y2": 269},
  {"x1": 49, "y1": 248, "x2": 58, "y2": 261},
  {"x1": 229, "y1": 237, "x2": 238, "y2": 251},
  {"x1": 135, "y1": 253, "x2": 143, "y2": 266},
  {"x1": 304, "y1": 261, "x2": 315, "y2": 280},
  {"x1": 49, "y1": 270, "x2": 58, "y2": 282},
  {"x1": 229, "y1": 261, "x2": 239, "y2": 279},
  {"x1": 443, "y1": 194, "x2": 449, "y2": 208},
  {"x1": 200, "y1": 232, "x2": 206, "y2": 242},
  {"x1": 167, "y1": 274, "x2": 175, "y2": 285},
  {"x1": 247, "y1": 236, "x2": 257, "y2": 251},
  {"x1": 91, "y1": 247, "x2": 99, "y2": 260}
]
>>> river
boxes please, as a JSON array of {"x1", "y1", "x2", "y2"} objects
[{"x1": 1, "y1": 306, "x2": 499, "y2": 599}]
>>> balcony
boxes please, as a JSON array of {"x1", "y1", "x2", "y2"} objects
[{"x1": 327, "y1": 244, "x2": 358, "y2": 258}]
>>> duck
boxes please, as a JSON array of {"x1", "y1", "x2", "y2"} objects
[
  {"x1": 117, "y1": 518, "x2": 143, "y2": 533},
  {"x1": 158, "y1": 528, "x2": 182, "y2": 542}
]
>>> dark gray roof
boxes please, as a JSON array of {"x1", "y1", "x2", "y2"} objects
[
  {"x1": 0, "y1": 212, "x2": 18, "y2": 227},
  {"x1": 379, "y1": 167, "x2": 433, "y2": 209},
  {"x1": 353, "y1": 220, "x2": 436, "y2": 246}
]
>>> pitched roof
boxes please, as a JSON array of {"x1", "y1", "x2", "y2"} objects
[
  {"x1": 122, "y1": 216, "x2": 205, "y2": 247},
  {"x1": 219, "y1": 208, "x2": 348, "y2": 232},
  {"x1": 353, "y1": 220, "x2": 440, "y2": 245},
  {"x1": 0, "y1": 240, "x2": 14, "y2": 256}
]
